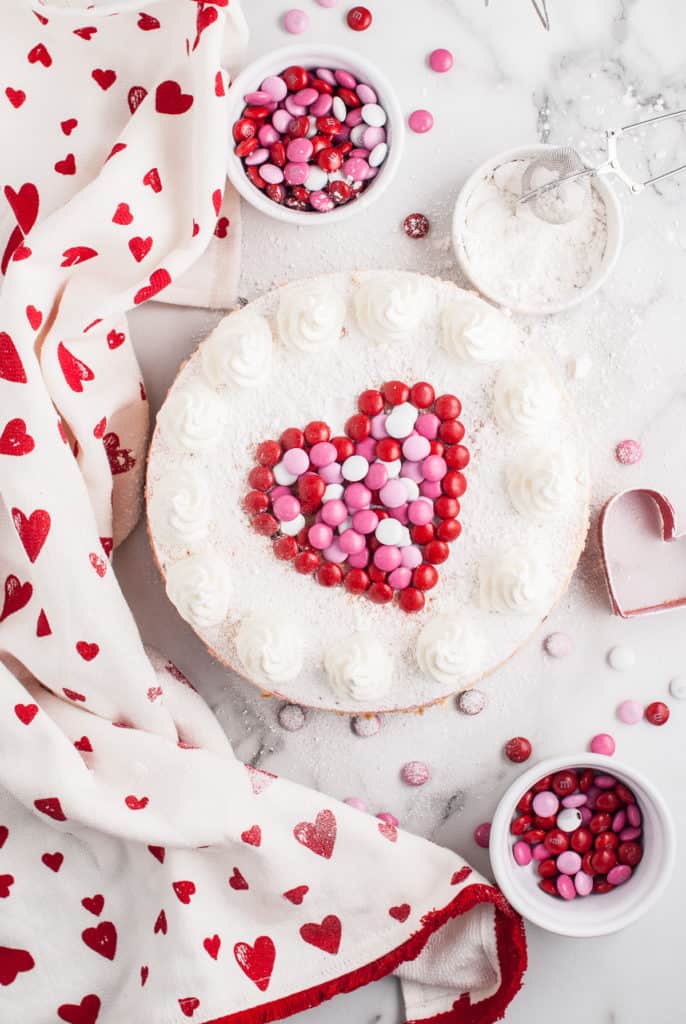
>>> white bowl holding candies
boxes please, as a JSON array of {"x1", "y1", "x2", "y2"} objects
[
  {"x1": 226, "y1": 44, "x2": 404, "y2": 224},
  {"x1": 489, "y1": 754, "x2": 675, "y2": 937}
]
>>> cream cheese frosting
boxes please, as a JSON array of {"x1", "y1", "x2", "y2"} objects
[
  {"x1": 157, "y1": 380, "x2": 227, "y2": 452},
  {"x1": 201, "y1": 308, "x2": 272, "y2": 390},
  {"x1": 277, "y1": 279, "x2": 346, "y2": 353},
  {"x1": 148, "y1": 469, "x2": 212, "y2": 550},
  {"x1": 441, "y1": 295, "x2": 514, "y2": 364},
  {"x1": 494, "y1": 358, "x2": 557, "y2": 436},
  {"x1": 165, "y1": 554, "x2": 232, "y2": 628},
  {"x1": 479, "y1": 547, "x2": 552, "y2": 614},
  {"x1": 416, "y1": 613, "x2": 485, "y2": 686},
  {"x1": 236, "y1": 615, "x2": 303, "y2": 685},
  {"x1": 324, "y1": 630, "x2": 394, "y2": 702},
  {"x1": 354, "y1": 275, "x2": 428, "y2": 344}
]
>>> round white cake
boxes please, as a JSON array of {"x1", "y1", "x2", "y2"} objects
[{"x1": 146, "y1": 271, "x2": 589, "y2": 713}]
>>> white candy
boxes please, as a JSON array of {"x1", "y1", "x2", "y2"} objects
[
  {"x1": 342, "y1": 455, "x2": 369, "y2": 481},
  {"x1": 332, "y1": 96, "x2": 346, "y2": 121},
  {"x1": 280, "y1": 513, "x2": 305, "y2": 536},
  {"x1": 307, "y1": 115, "x2": 317, "y2": 139},
  {"x1": 376, "y1": 518, "x2": 403, "y2": 546},
  {"x1": 386, "y1": 402, "x2": 418, "y2": 439},
  {"x1": 361, "y1": 102, "x2": 386, "y2": 127},
  {"x1": 607, "y1": 645, "x2": 635, "y2": 671},
  {"x1": 369, "y1": 142, "x2": 388, "y2": 168},
  {"x1": 273, "y1": 461, "x2": 297, "y2": 485},
  {"x1": 377, "y1": 458, "x2": 401, "y2": 478},
  {"x1": 556, "y1": 808, "x2": 583, "y2": 833},
  {"x1": 304, "y1": 165, "x2": 328, "y2": 191},
  {"x1": 400, "y1": 478, "x2": 419, "y2": 502},
  {"x1": 337, "y1": 516, "x2": 353, "y2": 534},
  {"x1": 669, "y1": 675, "x2": 686, "y2": 700},
  {"x1": 322, "y1": 484, "x2": 344, "y2": 502},
  {"x1": 350, "y1": 124, "x2": 368, "y2": 147},
  {"x1": 397, "y1": 525, "x2": 412, "y2": 547}
]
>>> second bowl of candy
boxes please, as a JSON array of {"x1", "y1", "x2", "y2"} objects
[
  {"x1": 489, "y1": 753, "x2": 675, "y2": 937},
  {"x1": 226, "y1": 44, "x2": 404, "y2": 224}
]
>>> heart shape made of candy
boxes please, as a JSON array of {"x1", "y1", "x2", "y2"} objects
[{"x1": 243, "y1": 381, "x2": 470, "y2": 613}]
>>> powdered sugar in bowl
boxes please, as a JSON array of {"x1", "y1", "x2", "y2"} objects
[
  {"x1": 453, "y1": 145, "x2": 623, "y2": 316},
  {"x1": 227, "y1": 44, "x2": 404, "y2": 225}
]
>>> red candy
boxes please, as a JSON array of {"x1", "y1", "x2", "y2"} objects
[
  {"x1": 504, "y1": 737, "x2": 532, "y2": 763},
  {"x1": 248, "y1": 466, "x2": 274, "y2": 491},
  {"x1": 358, "y1": 389, "x2": 384, "y2": 416},
  {"x1": 243, "y1": 490, "x2": 269, "y2": 514},
  {"x1": 283, "y1": 65, "x2": 308, "y2": 91},
  {"x1": 645, "y1": 701, "x2": 670, "y2": 725},
  {"x1": 345, "y1": 413, "x2": 371, "y2": 441},
  {"x1": 280, "y1": 427, "x2": 305, "y2": 450},
  {"x1": 434, "y1": 394, "x2": 462, "y2": 420},
  {"x1": 347, "y1": 5, "x2": 372, "y2": 31},
  {"x1": 412, "y1": 563, "x2": 438, "y2": 591},
  {"x1": 403, "y1": 213, "x2": 430, "y2": 239},
  {"x1": 344, "y1": 569, "x2": 370, "y2": 594},
  {"x1": 256, "y1": 440, "x2": 281, "y2": 466},
  {"x1": 382, "y1": 380, "x2": 410, "y2": 406},
  {"x1": 376, "y1": 438, "x2": 400, "y2": 461},
  {"x1": 251, "y1": 513, "x2": 278, "y2": 536},
  {"x1": 233, "y1": 117, "x2": 257, "y2": 141},
  {"x1": 399, "y1": 587, "x2": 425, "y2": 613},
  {"x1": 552, "y1": 770, "x2": 577, "y2": 796},
  {"x1": 410, "y1": 382, "x2": 435, "y2": 408},
  {"x1": 273, "y1": 536, "x2": 298, "y2": 561},
  {"x1": 317, "y1": 563, "x2": 342, "y2": 587},
  {"x1": 294, "y1": 550, "x2": 320, "y2": 574}
]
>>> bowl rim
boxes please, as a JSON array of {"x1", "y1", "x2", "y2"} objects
[
  {"x1": 452, "y1": 143, "x2": 624, "y2": 316},
  {"x1": 226, "y1": 43, "x2": 405, "y2": 226},
  {"x1": 489, "y1": 752, "x2": 676, "y2": 937}
]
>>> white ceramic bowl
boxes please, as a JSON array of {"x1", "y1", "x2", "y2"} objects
[
  {"x1": 452, "y1": 144, "x2": 624, "y2": 316},
  {"x1": 226, "y1": 44, "x2": 404, "y2": 226},
  {"x1": 489, "y1": 753, "x2": 676, "y2": 937}
]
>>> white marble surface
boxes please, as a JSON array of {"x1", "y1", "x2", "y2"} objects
[{"x1": 116, "y1": 2, "x2": 686, "y2": 1020}]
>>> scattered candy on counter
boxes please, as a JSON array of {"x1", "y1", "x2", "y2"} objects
[
  {"x1": 232, "y1": 64, "x2": 390, "y2": 213},
  {"x1": 277, "y1": 702, "x2": 306, "y2": 731},
  {"x1": 511, "y1": 768, "x2": 644, "y2": 900},
  {"x1": 457, "y1": 689, "x2": 487, "y2": 715},
  {"x1": 615, "y1": 439, "x2": 642, "y2": 465},
  {"x1": 245, "y1": 383, "x2": 469, "y2": 613},
  {"x1": 376, "y1": 811, "x2": 399, "y2": 826},
  {"x1": 401, "y1": 760, "x2": 431, "y2": 786},
  {"x1": 645, "y1": 700, "x2": 670, "y2": 726},
  {"x1": 589, "y1": 732, "x2": 616, "y2": 755},
  {"x1": 408, "y1": 108, "x2": 434, "y2": 134},
  {"x1": 317, "y1": 0, "x2": 340, "y2": 6},
  {"x1": 344, "y1": 796, "x2": 367, "y2": 811},
  {"x1": 669, "y1": 675, "x2": 686, "y2": 700},
  {"x1": 606, "y1": 644, "x2": 635, "y2": 671},
  {"x1": 347, "y1": 5, "x2": 372, "y2": 30},
  {"x1": 504, "y1": 736, "x2": 532, "y2": 763},
  {"x1": 351, "y1": 713, "x2": 381, "y2": 737},
  {"x1": 403, "y1": 212, "x2": 430, "y2": 238},
  {"x1": 284, "y1": 8, "x2": 309, "y2": 33},
  {"x1": 543, "y1": 631, "x2": 573, "y2": 658},
  {"x1": 474, "y1": 822, "x2": 492, "y2": 848},
  {"x1": 428, "y1": 47, "x2": 454, "y2": 73},
  {"x1": 617, "y1": 699, "x2": 643, "y2": 725}
]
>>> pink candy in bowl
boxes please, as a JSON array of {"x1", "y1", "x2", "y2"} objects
[{"x1": 226, "y1": 44, "x2": 404, "y2": 224}]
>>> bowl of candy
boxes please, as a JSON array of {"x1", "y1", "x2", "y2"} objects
[
  {"x1": 489, "y1": 753, "x2": 675, "y2": 937},
  {"x1": 226, "y1": 44, "x2": 404, "y2": 224}
]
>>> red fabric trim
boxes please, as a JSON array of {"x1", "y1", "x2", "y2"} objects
[{"x1": 200, "y1": 882, "x2": 527, "y2": 1024}]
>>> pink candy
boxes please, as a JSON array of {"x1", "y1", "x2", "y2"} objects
[
  {"x1": 408, "y1": 108, "x2": 434, "y2": 134},
  {"x1": 339, "y1": 529, "x2": 365, "y2": 555},
  {"x1": 321, "y1": 499, "x2": 347, "y2": 526},
  {"x1": 283, "y1": 8, "x2": 309, "y2": 33},
  {"x1": 374, "y1": 545, "x2": 401, "y2": 572},
  {"x1": 261, "y1": 75, "x2": 288, "y2": 102},
  {"x1": 388, "y1": 566, "x2": 411, "y2": 589},
  {"x1": 513, "y1": 841, "x2": 532, "y2": 866},
  {"x1": 345, "y1": 482, "x2": 371, "y2": 509},
  {"x1": 401, "y1": 760, "x2": 430, "y2": 786},
  {"x1": 556, "y1": 874, "x2": 576, "y2": 900},
  {"x1": 403, "y1": 434, "x2": 431, "y2": 461},
  {"x1": 532, "y1": 791, "x2": 559, "y2": 817},
  {"x1": 310, "y1": 441, "x2": 337, "y2": 467},
  {"x1": 364, "y1": 463, "x2": 388, "y2": 490},
  {"x1": 273, "y1": 494, "x2": 300, "y2": 521},
  {"x1": 282, "y1": 447, "x2": 309, "y2": 475},
  {"x1": 308, "y1": 523, "x2": 333, "y2": 549},
  {"x1": 422, "y1": 455, "x2": 447, "y2": 481},
  {"x1": 617, "y1": 699, "x2": 643, "y2": 724},
  {"x1": 429, "y1": 48, "x2": 454, "y2": 73},
  {"x1": 556, "y1": 851, "x2": 582, "y2": 875},
  {"x1": 408, "y1": 498, "x2": 433, "y2": 525},
  {"x1": 615, "y1": 439, "x2": 642, "y2": 465},
  {"x1": 379, "y1": 479, "x2": 407, "y2": 508},
  {"x1": 590, "y1": 733, "x2": 616, "y2": 756}
]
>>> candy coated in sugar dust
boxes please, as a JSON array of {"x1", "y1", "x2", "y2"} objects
[
  {"x1": 457, "y1": 689, "x2": 487, "y2": 715},
  {"x1": 283, "y1": 8, "x2": 309, "y2": 33},
  {"x1": 543, "y1": 631, "x2": 573, "y2": 658},
  {"x1": 351, "y1": 713, "x2": 381, "y2": 737},
  {"x1": 617, "y1": 699, "x2": 643, "y2": 724},
  {"x1": 278, "y1": 703, "x2": 305, "y2": 731},
  {"x1": 590, "y1": 733, "x2": 616, "y2": 755},
  {"x1": 429, "y1": 47, "x2": 454, "y2": 72},
  {"x1": 401, "y1": 760, "x2": 430, "y2": 786},
  {"x1": 615, "y1": 439, "x2": 642, "y2": 465}
]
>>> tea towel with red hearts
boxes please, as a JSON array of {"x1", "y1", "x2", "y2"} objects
[{"x1": 0, "y1": 2, "x2": 525, "y2": 1022}]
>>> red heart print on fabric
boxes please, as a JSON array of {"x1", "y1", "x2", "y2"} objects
[
  {"x1": 12, "y1": 507, "x2": 50, "y2": 562},
  {"x1": 142, "y1": 167, "x2": 161, "y2": 192},
  {"x1": 93, "y1": 418, "x2": 106, "y2": 440},
  {"x1": 36, "y1": 609, "x2": 51, "y2": 637},
  {"x1": 41, "y1": 851, "x2": 63, "y2": 872},
  {"x1": 140, "y1": 966, "x2": 149, "y2": 986},
  {"x1": 214, "y1": 216, "x2": 229, "y2": 238},
  {"x1": 14, "y1": 703, "x2": 38, "y2": 725},
  {"x1": 233, "y1": 936, "x2": 276, "y2": 992},
  {"x1": 76, "y1": 641, "x2": 99, "y2": 661},
  {"x1": 0, "y1": 946, "x2": 35, "y2": 986},
  {"x1": 388, "y1": 903, "x2": 411, "y2": 922},
  {"x1": 283, "y1": 885, "x2": 308, "y2": 905},
  {"x1": 89, "y1": 553, "x2": 107, "y2": 577},
  {"x1": 34, "y1": 797, "x2": 66, "y2": 822},
  {"x1": 84, "y1": 318, "x2": 103, "y2": 334},
  {"x1": 81, "y1": 894, "x2": 104, "y2": 917},
  {"x1": 27, "y1": 43, "x2": 51, "y2": 67},
  {"x1": 215, "y1": 71, "x2": 225, "y2": 97},
  {"x1": 299, "y1": 915, "x2": 342, "y2": 955},
  {"x1": 61, "y1": 118, "x2": 78, "y2": 136},
  {"x1": 172, "y1": 880, "x2": 196, "y2": 904},
  {"x1": 0, "y1": 419, "x2": 34, "y2": 456},
  {"x1": 91, "y1": 69, "x2": 116, "y2": 91},
  {"x1": 5, "y1": 88, "x2": 26, "y2": 109},
  {"x1": 57, "y1": 994, "x2": 101, "y2": 1024},
  {"x1": 26, "y1": 305, "x2": 43, "y2": 330},
  {"x1": 153, "y1": 910, "x2": 167, "y2": 935},
  {"x1": 55, "y1": 154, "x2": 76, "y2": 176},
  {"x1": 107, "y1": 329, "x2": 125, "y2": 349},
  {"x1": 81, "y1": 922, "x2": 117, "y2": 961},
  {"x1": 193, "y1": 4, "x2": 218, "y2": 49},
  {"x1": 103, "y1": 432, "x2": 135, "y2": 475},
  {"x1": 133, "y1": 268, "x2": 171, "y2": 305},
  {"x1": 245, "y1": 764, "x2": 277, "y2": 796},
  {"x1": 148, "y1": 845, "x2": 165, "y2": 864},
  {"x1": 125, "y1": 795, "x2": 148, "y2": 810},
  {"x1": 128, "y1": 86, "x2": 148, "y2": 115},
  {"x1": 4, "y1": 183, "x2": 39, "y2": 234},
  {"x1": 147, "y1": 686, "x2": 163, "y2": 701},
  {"x1": 212, "y1": 188, "x2": 222, "y2": 216},
  {"x1": 451, "y1": 866, "x2": 472, "y2": 886},
  {"x1": 61, "y1": 246, "x2": 98, "y2": 267},
  {"x1": 33, "y1": 10, "x2": 49, "y2": 23},
  {"x1": 293, "y1": 810, "x2": 336, "y2": 859},
  {"x1": 203, "y1": 934, "x2": 221, "y2": 960},
  {"x1": 378, "y1": 821, "x2": 398, "y2": 842},
  {"x1": 178, "y1": 998, "x2": 200, "y2": 1018},
  {"x1": 63, "y1": 689, "x2": 86, "y2": 702},
  {"x1": 240, "y1": 825, "x2": 261, "y2": 847},
  {"x1": 12, "y1": 244, "x2": 32, "y2": 262},
  {"x1": 155, "y1": 80, "x2": 194, "y2": 115},
  {"x1": 1, "y1": 574, "x2": 32, "y2": 622},
  {"x1": 106, "y1": 143, "x2": 127, "y2": 162},
  {"x1": 73, "y1": 27, "x2": 97, "y2": 41},
  {"x1": 0, "y1": 826, "x2": 7, "y2": 849},
  {"x1": 100, "y1": 537, "x2": 113, "y2": 558},
  {"x1": 74, "y1": 737, "x2": 93, "y2": 753},
  {"x1": 229, "y1": 867, "x2": 248, "y2": 890},
  {"x1": 128, "y1": 235, "x2": 152, "y2": 262},
  {"x1": 112, "y1": 203, "x2": 133, "y2": 226},
  {"x1": 0, "y1": 874, "x2": 15, "y2": 898},
  {"x1": 0, "y1": 332, "x2": 27, "y2": 383},
  {"x1": 138, "y1": 12, "x2": 161, "y2": 30}
]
